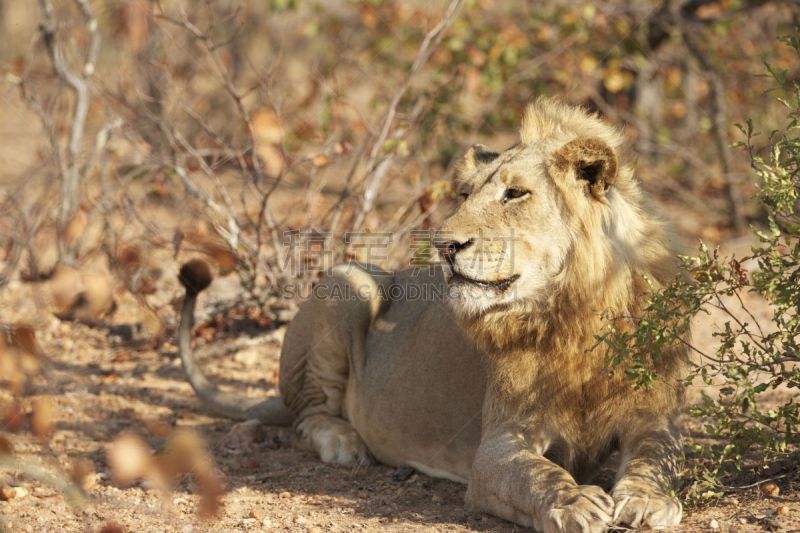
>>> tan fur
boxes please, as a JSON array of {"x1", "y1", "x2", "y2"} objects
[
  {"x1": 178, "y1": 98, "x2": 687, "y2": 532},
  {"x1": 444, "y1": 98, "x2": 686, "y2": 531}
]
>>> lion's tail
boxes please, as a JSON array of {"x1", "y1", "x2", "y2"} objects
[{"x1": 177, "y1": 259, "x2": 293, "y2": 425}]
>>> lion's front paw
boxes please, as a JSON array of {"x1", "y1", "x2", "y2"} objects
[
  {"x1": 612, "y1": 487, "x2": 682, "y2": 528},
  {"x1": 544, "y1": 485, "x2": 614, "y2": 533}
]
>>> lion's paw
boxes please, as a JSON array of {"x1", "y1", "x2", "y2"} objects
[
  {"x1": 612, "y1": 487, "x2": 682, "y2": 528},
  {"x1": 544, "y1": 485, "x2": 614, "y2": 533},
  {"x1": 300, "y1": 416, "x2": 371, "y2": 466},
  {"x1": 318, "y1": 426, "x2": 370, "y2": 466}
]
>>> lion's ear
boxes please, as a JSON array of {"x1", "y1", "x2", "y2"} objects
[
  {"x1": 458, "y1": 144, "x2": 499, "y2": 176},
  {"x1": 551, "y1": 137, "x2": 618, "y2": 199}
]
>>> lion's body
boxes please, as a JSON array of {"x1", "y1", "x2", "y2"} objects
[
  {"x1": 279, "y1": 266, "x2": 484, "y2": 481},
  {"x1": 178, "y1": 99, "x2": 688, "y2": 532}
]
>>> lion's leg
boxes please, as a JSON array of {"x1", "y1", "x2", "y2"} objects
[
  {"x1": 466, "y1": 428, "x2": 614, "y2": 533},
  {"x1": 279, "y1": 264, "x2": 387, "y2": 466},
  {"x1": 611, "y1": 424, "x2": 683, "y2": 528}
]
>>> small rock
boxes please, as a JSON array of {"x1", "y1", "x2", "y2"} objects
[
  {"x1": 32, "y1": 487, "x2": 55, "y2": 498},
  {"x1": 776, "y1": 505, "x2": 790, "y2": 516},
  {"x1": 431, "y1": 494, "x2": 441, "y2": 503},
  {"x1": 234, "y1": 347, "x2": 261, "y2": 366},
  {"x1": 279, "y1": 491, "x2": 291, "y2": 499},
  {"x1": 0, "y1": 486, "x2": 28, "y2": 500},
  {"x1": 308, "y1": 527, "x2": 324, "y2": 533},
  {"x1": 761, "y1": 482, "x2": 780, "y2": 497},
  {"x1": 292, "y1": 515, "x2": 305, "y2": 525},
  {"x1": 249, "y1": 509, "x2": 261, "y2": 520},
  {"x1": 709, "y1": 518, "x2": 719, "y2": 530}
]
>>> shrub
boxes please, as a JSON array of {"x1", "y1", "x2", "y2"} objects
[{"x1": 596, "y1": 33, "x2": 799, "y2": 498}]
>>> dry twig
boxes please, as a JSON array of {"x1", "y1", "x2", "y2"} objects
[{"x1": 36, "y1": 0, "x2": 102, "y2": 261}]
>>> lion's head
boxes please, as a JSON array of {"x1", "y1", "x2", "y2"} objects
[{"x1": 438, "y1": 98, "x2": 674, "y2": 328}]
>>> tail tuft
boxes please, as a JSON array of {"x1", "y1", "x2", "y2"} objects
[{"x1": 179, "y1": 259, "x2": 213, "y2": 295}]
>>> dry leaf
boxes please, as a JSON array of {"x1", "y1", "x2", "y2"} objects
[
  {"x1": 50, "y1": 267, "x2": 115, "y2": 322},
  {"x1": 63, "y1": 208, "x2": 88, "y2": 249},
  {"x1": 144, "y1": 419, "x2": 172, "y2": 438},
  {"x1": 107, "y1": 433, "x2": 153, "y2": 487},
  {"x1": 2, "y1": 401, "x2": 24, "y2": 432},
  {"x1": 197, "y1": 470, "x2": 224, "y2": 519},
  {"x1": 0, "y1": 435, "x2": 13, "y2": 455},
  {"x1": 158, "y1": 429, "x2": 224, "y2": 518},
  {"x1": 8, "y1": 324, "x2": 37, "y2": 356},
  {"x1": 70, "y1": 458, "x2": 96, "y2": 490},
  {"x1": 31, "y1": 397, "x2": 55, "y2": 438},
  {"x1": 200, "y1": 242, "x2": 238, "y2": 276},
  {"x1": 250, "y1": 108, "x2": 286, "y2": 178},
  {"x1": 761, "y1": 482, "x2": 780, "y2": 497},
  {"x1": 124, "y1": 0, "x2": 151, "y2": 53},
  {"x1": 250, "y1": 108, "x2": 284, "y2": 145},
  {"x1": 256, "y1": 143, "x2": 286, "y2": 178},
  {"x1": 603, "y1": 69, "x2": 626, "y2": 93},
  {"x1": 99, "y1": 522, "x2": 126, "y2": 533}
]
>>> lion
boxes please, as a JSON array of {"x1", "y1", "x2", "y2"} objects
[{"x1": 177, "y1": 98, "x2": 687, "y2": 532}]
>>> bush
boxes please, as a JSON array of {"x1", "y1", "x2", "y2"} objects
[{"x1": 596, "y1": 33, "x2": 799, "y2": 499}]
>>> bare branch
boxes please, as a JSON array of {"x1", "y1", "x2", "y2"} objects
[
  {"x1": 37, "y1": 0, "x2": 102, "y2": 261},
  {"x1": 0, "y1": 455, "x2": 85, "y2": 509},
  {"x1": 676, "y1": 11, "x2": 746, "y2": 233},
  {"x1": 349, "y1": 0, "x2": 464, "y2": 233}
]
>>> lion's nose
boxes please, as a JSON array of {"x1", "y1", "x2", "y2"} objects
[{"x1": 435, "y1": 237, "x2": 474, "y2": 265}]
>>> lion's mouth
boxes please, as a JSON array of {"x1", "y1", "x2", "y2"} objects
[{"x1": 448, "y1": 271, "x2": 520, "y2": 292}]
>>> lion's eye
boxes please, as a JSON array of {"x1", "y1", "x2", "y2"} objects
[{"x1": 501, "y1": 188, "x2": 529, "y2": 204}]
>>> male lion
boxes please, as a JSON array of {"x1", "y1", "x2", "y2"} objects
[{"x1": 178, "y1": 98, "x2": 687, "y2": 532}]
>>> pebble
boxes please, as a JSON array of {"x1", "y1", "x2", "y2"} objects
[
  {"x1": 709, "y1": 518, "x2": 719, "y2": 530},
  {"x1": 279, "y1": 491, "x2": 291, "y2": 499},
  {"x1": 32, "y1": 487, "x2": 55, "y2": 498},
  {"x1": 776, "y1": 505, "x2": 790, "y2": 516},
  {"x1": 0, "y1": 486, "x2": 28, "y2": 500},
  {"x1": 248, "y1": 509, "x2": 261, "y2": 520}
]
